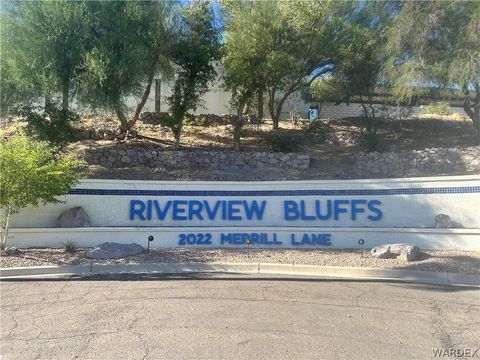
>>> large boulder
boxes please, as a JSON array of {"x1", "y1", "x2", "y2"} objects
[
  {"x1": 4, "y1": 247, "x2": 20, "y2": 255},
  {"x1": 371, "y1": 243, "x2": 420, "y2": 262},
  {"x1": 87, "y1": 242, "x2": 144, "y2": 259},
  {"x1": 435, "y1": 214, "x2": 452, "y2": 228},
  {"x1": 58, "y1": 207, "x2": 91, "y2": 227}
]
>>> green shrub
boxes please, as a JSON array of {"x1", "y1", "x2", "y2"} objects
[
  {"x1": 184, "y1": 113, "x2": 230, "y2": 127},
  {"x1": 365, "y1": 132, "x2": 381, "y2": 152},
  {"x1": 422, "y1": 101, "x2": 452, "y2": 116},
  {"x1": 16, "y1": 103, "x2": 79, "y2": 146},
  {"x1": 0, "y1": 133, "x2": 85, "y2": 249},
  {"x1": 264, "y1": 132, "x2": 303, "y2": 152},
  {"x1": 141, "y1": 112, "x2": 172, "y2": 126},
  {"x1": 63, "y1": 240, "x2": 77, "y2": 254},
  {"x1": 183, "y1": 113, "x2": 204, "y2": 126},
  {"x1": 303, "y1": 120, "x2": 332, "y2": 134}
]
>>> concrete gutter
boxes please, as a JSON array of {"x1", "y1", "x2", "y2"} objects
[{"x1": 1, "y1": 262, "x2": 479, "y2": 287}]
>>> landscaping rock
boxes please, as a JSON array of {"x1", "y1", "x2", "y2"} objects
[
  {"x1": 435, "y1": 214, "x2": 452, "y2": 228},
  {"x1": 371, "y1": 243, "x2": 420, "y2": 261},
  {"x1": 4, "y1": 247, "x2": 20, "y2": 255},
  {"x1": 87, "y1": 242, "x2": 144, "y2": 259},
  {"x1": 58, "y1": 207, "x2": 91, "y2": 228}
]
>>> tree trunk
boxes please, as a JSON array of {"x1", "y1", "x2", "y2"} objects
[
  {"x1": 62, "y1": 77, "x2": 70, "y2": 112},
  {"x1": 173, "y1": 123, "x2": 183, "y2": 149},
  {"x1": 155, "y1": 79, "x2": 161, "y2": 112},
  {"x1": 1, "y1": 209, "x2": 11, "y2": 250},
  {"x1": 115, "y1": 105, "x2": 130, "y2": 133},
  {"x1": 268, "y1": 88, "x2": 291, "y2": 130},
  {"x1": 272, "y1": 96, "x2": 288, "y2": 130},
  {"x1": 233, "y1": 100, "x2": 247, "y2": 152},
  {"x1": 132, "y1": 69, "x2": 156, "y2": 129},
  {"x1": 233, "y1": 119, "x2": 242, "y2": 152},
  {"x1": 463, "y1": 86, "x2": 480, "y2": 145},
  {"x1": 257, "y1": 90, "x2": 264, "y2": 120}
]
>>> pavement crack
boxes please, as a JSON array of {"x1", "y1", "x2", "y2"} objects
[
  {"x1": 430, "y1": 303, "x2": 455, "y2": 349},
  {"x1": 237, "y1": 339, "x2": 251, "y2": 346},
  {"x1": 3, "y1": 313, "x2": 19, "y2": 340}
]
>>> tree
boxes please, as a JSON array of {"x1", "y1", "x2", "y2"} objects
[
  {"x1": 332, "y1": 1, "x2": 394, "y2": 150},
  {"x1": 265, "y1": 0, "x2": 344, "y2": 129},
  {"x1": 0, "y1": 134, "x2": 85, "y2": 249},
  {"x1": 307, "y1": 1, "x2": 394, "y2": 151},
  {"x1": 384, "y1": 1, "x2": 480, "y2": 143},
  {"x1": 0, "y1": 1, "x2": 92, "y2": 113},
  {"x1": 309, "y1": 75, "x2": 349, "y2": 113},
  {"x1": 221, "y1": 0, "x2": 345, "y2": 130},
  {"x1": 221, "y1": 0, "x2": 267, "y2": 151},
  {"x1": 166, "y1": 1, "x2": 222, "y2": 147},
  {"x1": 78, "y1": 1, "x2": 174, "y2": 133}
]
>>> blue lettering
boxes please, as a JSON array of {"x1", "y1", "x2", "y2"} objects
[
  {"x1": 243, "y1": 200, "x2": 266, "y2": 220},
  {"x1": 228, "y1": 200, "x2": 242, "y2": 220},
  {"x1": 232, "y1": 233, "x2": 243, "y2": 244},
  {"x1": 146, "y1": 200, "x2": 152, "y2": 220},
  {"x1": 222, "y1": 200, "x2": 227, "y2": 220},
  {"x1": 333, "y1": 200, "x2": 349, "y2": 220},
  {"x1": 153, "y1": 200, "x2": 171, "y2": 220},
  {"x1": 312, "y1": 233, "x2": 332, "y2": 246},
  {"x1": 291, "y1": 233, "x2": 301, "y2": 246},
  {"x1": 315, "y1": 200, "x2": 332, "y2": 220},
  {"x1": 273, "y1": 233, "x2": 282, "y2": 245},
  {"x1": 302, "y1": 233, "x2": 312, "y2": 244},
  {"x1": 323, "y1": 233, "x2": 332, "y2": 245},
  {"x1": 300, "y1": 200, "x2": 316, "y2": 220},
  {"x1": 129, "y1": 200, "x2": 146, "y2": 220},
  {"x1": 172, "y1": 200, "x2": 188, "y2": 220},
  {"x1": 204, "y1": 200, "x2": 221, "y2": 220},
  {"x1": 221, "y1": 233, "x2": 232, "y2": 244},
  {"x1": 291, "y1": 233, "x2": 332, "y2": 246},
  {"x1": 284, "y1": 200, "x2": 299, "y2": 220},
  {"x1": 367, "y1": 200, "x2": 383, "y2": 221},
  {"x1": 351, "y1": 199, "x2": 367, "y2": 220},
  {"x1": 188, "y1": 200, "x2": 204, "y2": 220}
]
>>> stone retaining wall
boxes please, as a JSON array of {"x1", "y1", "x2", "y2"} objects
[
  {"x1": 352, "y1": 146, "x2": 480, "y2": 177},
  {"x1": 84, "y1": 148, "x2": 310, "y2": 170},
  {"x1": 322, "y1": 131, "x2": 361, "y2": 146}
]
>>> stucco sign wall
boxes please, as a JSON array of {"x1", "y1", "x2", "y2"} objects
[{"x1": 7, "y1": 175, "x2": 480, "y2": 250}]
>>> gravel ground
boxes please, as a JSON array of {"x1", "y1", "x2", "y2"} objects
[{"x1": 1, "y1": 248, "x2": 479, "y2": 274}]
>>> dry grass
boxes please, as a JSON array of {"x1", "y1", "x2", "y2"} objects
[{"x1": 417, "y1": 113, "x2": 468, "y2": 122}]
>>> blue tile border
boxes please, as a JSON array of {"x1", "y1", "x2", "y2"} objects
[{"x1": 68, "y1": 186, "x2": 480, "y2": 197}]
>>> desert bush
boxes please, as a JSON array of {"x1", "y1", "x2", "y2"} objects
[
  {"x1": 264, "y1": 132, "x2": 303, "y2": 152},
  {"x1": 423, "y1": 101, "x2": 452, "y2": 116},
  {"x1": 140, "y1": 112, "x2": 173, "y2": 126},
  {"x1": 63, "y1": 240, "x2": 77, "y2": 254},
  {"x1": 303, "y1": 120, "x2": 332, "y2": 134},
  {"x1": 185, "y1": 113, "x2": 233, "y2": 127},
  {"x1": 16, "y1": 103, "x2": 79, "y2": 146},
  {"x1": 365, "y1": 132, "x2": 381, "y2": 152}
]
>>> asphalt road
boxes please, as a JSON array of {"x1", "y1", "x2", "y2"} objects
[{"x1": 1, "y1": 274, "x2": 479, "y2": 360}]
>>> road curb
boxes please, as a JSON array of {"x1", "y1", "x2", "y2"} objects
[{"x1": 1, "y1": 262, "x2": 479, "y2": 287}]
